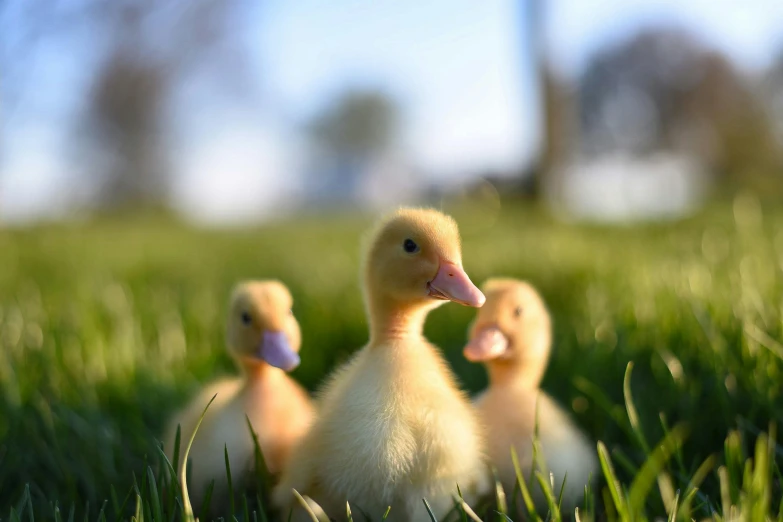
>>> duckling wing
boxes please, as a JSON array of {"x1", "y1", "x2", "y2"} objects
[
  {"x1": 534, "y1": 392, "x2": 598, "y2": 508},
  {"x1": 163, "y1": 378, "x2": 243, "y2": 461}
]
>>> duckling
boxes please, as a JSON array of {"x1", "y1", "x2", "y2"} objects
[
  {"x1": 273, "y1": 208, "x2": 491, "y2": 521},
  {"x1": 164, "y1": 280, "x2": 314, "y2": 512},
  {"x1": 463, "y1": 278, "x2": 597, "y2": 513}
]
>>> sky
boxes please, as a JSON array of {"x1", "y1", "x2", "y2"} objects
[{"x1": 2, "y1": 0, "x2": 783, "y2": 224}]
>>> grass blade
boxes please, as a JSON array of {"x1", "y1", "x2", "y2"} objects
[
  {"x1": 455, "y1": 484, "x2": 468, "y2": 522},
  {"x1": 291, "y1": 490, "x2": 330, "y2": 522},
  {"x1": 146, "y1": 467, "x2": 163, "y2": 522},
  {"x1": 97, "y1": 500, "x2": 108, "y2": 522},
  {"x1": 628, "y1": 424, "x2": 689, "y2": 514},
  {"x1": 493, "y1": 468, "x2": 508, "y2": 516},
  {"x1": 677, "y1": 454, "x2": 716, "y2": 518},
  {"x1": 451, "y1": 495, "x2": 482, "y2": 522},
  {"x1": 180, "y1": 393, "x2": 218, "y2": 522},
  {"x1": 225, "y1": 444, "x2": 235, "y2": 517},
  {"x1": 535, "y1": 470, "x2": 561, "y2": 521},
  {"x1": 557, "y1": 472, "x2": 568, "y2": 512},
  {"x1": 172, "y1": 426, "x2": 182, "y2": 481},
  {"x1": 134, "y1": 494, "x2": 142, "y2": 522},
  {"x1": 199, "y1": 480, "x2": 215, "y2": 519},
  {"x1": 422, "y1": 498, "x2": 438, "y2": 522},
  {"x1": 623, "y1": 362, "x2": 650, "y2": 454},
  {"x1": 597, "y1": 441, "x2": 627, "y2": 518},
  {"x1": 668, "y1": 490, "x2": 680, "y2": 522},
  {"x1": 510, "y1": 446, "x2": 536, "y2": 518}
]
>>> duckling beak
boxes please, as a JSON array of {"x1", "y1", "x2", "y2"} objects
[
  {"x1": 463, "y1": 326, "x2": 509, "y2": 362},
  {"x1": 427, "y1": 261, "x2": 486, "y2": 307},
  {"x1": 259, "y1": 331, "x2": 301, "y2": 371}
]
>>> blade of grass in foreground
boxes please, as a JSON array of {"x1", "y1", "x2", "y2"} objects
[
  {"x1": 535, "y1": 470, "x2": 561, "y2": 521},
  {"x1": 146, "y1": 466, "x2": 163, "y2": 522},
  {"x1": 668, "y1": 491, "x2": 680, "y2": 522},
  {"x1": 511, "y1": 446, "x2": 537, "y2": 519},
  {"x1": 677, "y1": 454, "x2": 716, "y2": 518},
  {"x1": 225, "y1": 444, "x2": 235, "y2": 517},
  {"x1": 180, "y1": 393, "x2": 218, "y2": 522},
  {"x1": 246, "y1": 416, "x2": 273, "y2": 495},
  {"x1": 493, "y1": 468, "x2": 508, "y2": 517},
  {"x1": 199, "y1": 481, "x2": 214, "y2": 519},
  {"x1": 422, "y1": 498, "x2": 438, "y2": 522},
  {"x1": 557, "y1": 472, "x2": 567, "y2": 514},
  {"x1": 451, "y1": 494, "x2": 482, "y2": 522},
  {"x1": 623, "y1": 362, "x2": 650, "y2": 455},
  {"x1": 292, "y1": 489, "x2": 329, "y2": 522},
  {"x1": 154, "y1": 442, "x2": 180, "y2": 516},
  {"x1": 627, "y1": 424, "x2": 689, "y2": 515},
  {"x1": 597, "y1": 441, "x2": 628, "y2": 519}
]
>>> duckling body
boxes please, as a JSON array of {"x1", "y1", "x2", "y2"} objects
[
  {"x1": 464, "y1": 279, "x2": 597, "y2": 513},
  {"x1": 164, "y1": 281, "x2": 314, "y2": 513},
  {"x1": 474, "y1": 380, "x2": 596, "y2": 511},
  {"x1": 274, "y1": 208, "x2": 490, "y2": 521}
]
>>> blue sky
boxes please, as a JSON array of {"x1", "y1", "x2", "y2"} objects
[{"x1": 2, "y1": 0, "x2": 783, "y2": 224}]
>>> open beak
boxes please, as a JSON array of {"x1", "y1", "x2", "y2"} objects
[
  {"x1": 427, "y1": 260, "x2": 486, "y2": 307},
  {"x1": 258, "y1": 331, "x2": 300, "y2": 371},
  {"x1": 463, "y1": 326, "x2": 509, "y2": 362}
]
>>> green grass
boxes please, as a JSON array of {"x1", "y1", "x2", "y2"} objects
[{"x1": 0, "y1": 196, "x2": 781, "y2": 520}]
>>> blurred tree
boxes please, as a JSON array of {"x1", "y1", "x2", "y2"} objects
[
  {"x1": 84, "y1": 44, "x2": 167, "y2": 209},
  {"x1": 304, "y1": 90, "x2": 400, "y2": 205},
  {"x1": 579, "y1": 28, "x2": 782, "y2": 193},
  {"x1": 762, "y1": 50, "x2": 783, "y2": 146},
  {"x1": 2, "y1": 0, "x2": 253, "y2": 211},
  {"x1": 308, "y1": 91, "x2": 398, "y2": 162},
  {"x1": 523, "y1": 0, "x2": 577, "y2": 200},
  {"x1": 82, "y1": 0, "x2": 252, "y2": 212}
]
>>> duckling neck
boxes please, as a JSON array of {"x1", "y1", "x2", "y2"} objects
[
  {"x1": 368, "y1": 300, "x2": 431, "y2": 346},
  {"x1": 239, "y1": 360, "x2": 286, "y2": 383},
  {"x1": 488, "y1": 362, "x2": 546, "y2": 390}
]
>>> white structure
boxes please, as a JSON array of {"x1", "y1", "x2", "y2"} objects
[{"x1": 546, "y1": 152, "x2": 709, "y2": 223}]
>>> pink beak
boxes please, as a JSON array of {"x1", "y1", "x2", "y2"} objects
[
  {"x1": 463, "y1": 326, "x2": 509, "y2": 362},
  {"x1": 427, "y1": 261, "x2": 485, "y2": 307}
]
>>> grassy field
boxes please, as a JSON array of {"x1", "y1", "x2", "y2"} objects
[{"x1": 0, "y1": 196, "x2": 781, "y2": 520}]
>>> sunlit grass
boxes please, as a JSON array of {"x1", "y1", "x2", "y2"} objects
[{"x1": 0, "y1": 196, "x2": 781, "y2": 520}]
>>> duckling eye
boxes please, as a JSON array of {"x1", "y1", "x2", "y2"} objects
[
  {"x1": 514, "y1": 306, "x2": 523, "y2": 318},
  {"x1": 241, "y1": 312, "x2": 252, "y2": 325},
  {"x1": 403, "y1": 238, "x2": 419, "y2": 253}
]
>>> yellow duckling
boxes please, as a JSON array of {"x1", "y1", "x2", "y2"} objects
[
  {"x1": 164, "y1": 280, "x2": 314, "y2": 511},
  {"x1": 273, "y1": 207, "x2": 490, "y2": 521},
  {"x1": 463, "y1": 278, "x2": 597, "y2": 513}
]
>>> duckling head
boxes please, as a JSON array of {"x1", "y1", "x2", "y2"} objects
[
  {"x1": 226, "y1": 280, "x2": 302, "y2": 372},
  {"x1": 463, "y1": 278, "x2": 551, "y2": 387},
  {"x1": 362, "y1": 208, "x2": 485, "y2": 340}
]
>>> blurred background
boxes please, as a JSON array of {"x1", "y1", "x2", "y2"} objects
[
  {"x1": 2, "y1": 0, "x2": 783, "y2": 518},
  {"x1": 3, "y1": 0, "x2": 783, "y2": 224}
]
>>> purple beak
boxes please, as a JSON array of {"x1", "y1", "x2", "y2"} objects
[{"x1": 258, "y1": 331, "x2": 300, "y2": 371}]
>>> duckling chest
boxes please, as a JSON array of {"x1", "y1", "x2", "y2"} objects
[{"x1": 319, "y1": 345, "x2": 480, "y2": 485}]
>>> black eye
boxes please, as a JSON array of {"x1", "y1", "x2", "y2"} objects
[
  {"x1": 403, "y1": 238, "x2": 419, "y2": 253},
  {"x1": 514, "y1": 306, "x2": 523, "y2": 318},
  {"x1": 241, "y1": 312, "x2": 252, "y2": 325}
]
